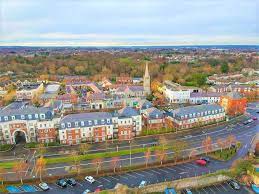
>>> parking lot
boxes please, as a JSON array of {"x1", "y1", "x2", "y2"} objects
[
  {"x1": 6, "y1": 185, "x2": 42, "y2": 193},
  {"x1": 191, "y1": 181, "x2": 252, "y2": 194}
]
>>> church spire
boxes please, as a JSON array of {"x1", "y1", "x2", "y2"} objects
[{"x1": 143, "y1": 61, "x2": 151, "y2": 96}]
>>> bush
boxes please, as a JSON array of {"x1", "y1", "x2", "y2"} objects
[
  {"x1": 24, "y1": 142, "x2": 38, "y2": 148},
  {"x1": 0, "y1": 144, "x2": 13, "y2": 151}
]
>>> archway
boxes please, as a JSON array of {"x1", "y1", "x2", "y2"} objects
[{"x1": 14, "y1": 130, "x2": 26, "y2": 144}]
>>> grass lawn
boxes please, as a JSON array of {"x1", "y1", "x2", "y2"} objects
[
  {"x1": 46, "y1": 146, "x2": 161, "y2": 164},
  {"x1": 0, "y1": 161, "x2": 15, "y2": 169},
  {"x1": 209, "y1": 142, "x2": 241, "y2": 161},
  {"x1": 141, "y1": 128, "x2": 175, "y2": 136}
]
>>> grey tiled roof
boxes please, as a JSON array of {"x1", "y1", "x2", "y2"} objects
[
  {"x1": 226, "y1": 92, "x2": 242, "y2": 99},
  {"x1": 170, "y1": 104, "x2": 224, "y2": 120},
  {"x1": 118, "y1": 107, "x2": 139, "y2": 117}
]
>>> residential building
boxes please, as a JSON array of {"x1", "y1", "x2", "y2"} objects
[
  {"x1": 16, "y1": 82, "x2": 44, "y2": 100},
  {"x1": 220, "y1": 92, "x2": 247, "y2": 116},
  {"x1": 59, "y1": 112, "x2": 114, "y2": 144},
  {"x1": 0, "y1": 105, "x2": 57, "y2": 144},
  {"x1": 167, "y1": 104, "x2": 225, "y2": 129},
  {"x1": 189, "y1": 92, "x2": 223, "y2": 104},
  {"x1": 116, "y1": 75, "x2": 133, "y2": 85},
  {"x1": 142, "y1": 107, "x2": 165, "y2": 129}
]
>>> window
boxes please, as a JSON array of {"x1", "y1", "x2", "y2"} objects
[
  {"x1": 107, "y1": 119, "x2": 110, "y2": 123},
  {"x1": 21, "y1": 115, "x2": 25, "y2": 119},
  {"x1": 28, "y1": 114, "x2": 32, "y2": 119},
  {"x1": 61, "y1": 123, "x2": 65, "y2": 128},
  {"x1": 40, "y1": 114, "x2": 45, "y2": 119},
  {"x1": 67, "y1": 122, "x2": 71, "y2": 127},
  {"x1": 35, "y1": 114, "x2": 38, "y2": 119},
  {"x1": 11, "y1": 116, "x2": 15, "y2": 120},
  {"x1": 88, "y1": 121, "x2": 92, "y2": 125},
  {"x1": 81, "y1": 121, "x2": 84, "y2": 126},
  {"x1": 4, "y1": 116, "x2": 8, "y2": 121},
  {"x1": 75, "y1": 122, "x2": 78, "y2": 127},
  {"x1": 94, "y1": 120, "x2": 98, "y2": 125}
]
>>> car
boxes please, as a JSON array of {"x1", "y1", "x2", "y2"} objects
[
  {"x1": 139, "y1": 180, "x2": 147, "y2": 188},
  {"x1": 252, "y1": 116, "x2": 258, "y2": 120},
  {"x1": 85, "y1": 176, "x2": 95, "y2": 184},
  {"x1": 200, "y1": 157, "x2": 210, "y2": 163},
  {"x1": 82, "y1": 189, "x2": 91, "y2": 194},
  {"x1": 196, "y1": 159, "x2": 207, "y2": 166},
  {"x1": 181, "y1": 188, "x2": 192, "y2": 194},
  {"x1": 56, "y1": 179, "x2": 67, "y2": 188},
  {"x1": 66, "y1": 178, "x2": 76, "y2": 186},
  {"x1": 95, "y1": 188, "x2": 101, "y2": 192},
  {"x1": 228, "y1": 180, "x2": 240, "y2": 190},
  {"x1": 39, "y1": 182, "x2": 49, "y2": 191}
]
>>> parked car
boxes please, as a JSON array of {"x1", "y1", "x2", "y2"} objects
[
  {"x1": 252, "y1": 116, "x2": 258, "y2": 120},
  {"x1": 39, "y1": 182, "x2": 49, "y2": 191},
  {"x1": 85, "y1": 176, "x2": 95, "y2": 184},
  {"x1": 95, "y1": 188, "x2": 101, "y2": 192},
  {"x1": 66, "y1": 178, "x2": 76, "y2": 186},
  {"x1": 56, "y1": 179, "x2": 67, "y2": 188},
  {"x1": 139, "y1": 180, "x2": 147, "y2": 188},
  {"x1": 200, "y1": 157, "x2": 210, "y2": 163},
  {"x1": 181, "y1": 188, "x2": 192, "y2": 194},
  {"x1": 196, "y1": 159, "x2": 207, "y2": 166},
  {"x1": 228, "y1": 180, "x2": 240, "y2": 190},
  {"x1": 82, "y1": 189, "x2": 91, "y2": 194}
]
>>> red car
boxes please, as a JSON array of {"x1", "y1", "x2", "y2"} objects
[
  {"x1": 252, "y1": 116, "x2": 257, "y2": 120},
  {"x1": 196, "y1": 159, "x2": 207, "y2": 166}
]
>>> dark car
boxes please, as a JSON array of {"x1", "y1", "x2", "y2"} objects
[
  {"x1": 181, "y1": 188, "x2": 192, "y2": 194},
  {"x1": 228, "y1": 180, "x2": 240, "y2": 190},
  {"x1": 200, "y1": 157, "x2": 210, "y2": 163},
  {"x1": 66, "y1": 178, "x2": 76, "y2": 186},
  {"x1": 56, "y1": 179, "x2": 67, "y2": 188}
]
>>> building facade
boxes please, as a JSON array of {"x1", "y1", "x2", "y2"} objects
[{"x1": 167, "y1": 104, "x2": 225, "y2": 129}]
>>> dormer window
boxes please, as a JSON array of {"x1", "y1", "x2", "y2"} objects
[
  {"x1": 67, "y1": 122, "x2": 71, "y2": 127},
  {"x1": 12, "y1": 116, "x2": 15, "y2": 120},
  {"x1": 81, "y1": 121, "x2": 84, "y2": 126},
  {"x1": 94, "y1": 120, "x2": 98, "y2": 125},
  {"x1": 21, "y1": 115, "x2": 25, "y2": 119},
  {"x1": 61, "y1": 123, "x2": 65, "y2": 128},
  {"x1": 35, "y1": 114, "x2": 38, "y2": 118},
  {"x1": 75, "y1": 122, "x2": 78, "y2": 127},
  {"x1": 40, "y1": 114, "x2": 45, "y2": 119},
  {"x1": 28, "y1": 114, "x2": 32, "y2": 119},
  {"x1": 88, "y1": 121, "x2": 92, "y2": 125},
  {"x1": 107, "y1": 119, "x2": 110, "y2": 123}
]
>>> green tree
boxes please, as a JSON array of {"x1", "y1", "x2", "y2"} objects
[{"x1": 221, "y1": 62, "x2": 229, "y2": 73}]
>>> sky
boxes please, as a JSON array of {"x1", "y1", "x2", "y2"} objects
[{"x1": 0, "y1": 0, "x2": 258, "y2": 46}]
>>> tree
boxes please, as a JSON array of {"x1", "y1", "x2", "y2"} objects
[
  {"x1": 0, "y1": 167, "x2": 6, "y2": 185},
  {"x1": 13, "y1": 160, "x2": 28, "y2": 184},
  {"x1": 57, "y1": 66, "x2": 70, "y2": 75},
  {"x1": 111, "y1": 157, "x2": 119, "y2": 173},
  {"x1": 79, "y1": 143, "x2": 91, "y2": 155},
  {"x1": 144, "y1": 148, "x2": 151, "y2": 167},
  {"x1": 171, "y1": 140, "x2": 188, "y2": 163},
  {"x1": 35, "y1": 156, "x2": 46, "y2": 182},
  {"x1": 226, "y1": 134, "x2": 237, "y2": 149},
  {"x1": 155, "y1": 149, "x2": 166, "y2": 165},
  {"x1": 92, "y1": 158, "x2": 102, "y2": 175},
  {"x1": 37, "y1": 143, "x2": 46, "y2": 157},
  {"x1": 70, "y1": 151, "x2": 81, "y2": 175},
  {"x1": 202, "y1": 136, "x2": 213, "y2": 155},
  {"x1": 216, "y1": 137, "x2": 225, "y2": 152},
  {"x1": 158, "y1": 136, "x2": 167, "y2": 151},
  {"x1": 188, "y1": 148, "x2": 198, "y2": 160},
  {"x1": 221, "y1": 62, "x2": 229, "y2": 73}
]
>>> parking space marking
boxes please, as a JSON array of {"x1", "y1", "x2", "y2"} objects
[
  {"x1": 201, "y1": 187, "x2": 209, "y2": 194},
  {"x1": 212, "y1": 184, "x2": 221, "y2": 193},
  {"x1": 207, "y1": 185, "x2": 216, "y2": 194},
  {"x1": 99, "y1": 177, "x2": 111, "y2": 183},
  {"x1": 77, "y1": 182, "x2": 83, "y2": 187},
  {"x1": 125, "y1": 173, "x2": 138, "y2": 179},
  {"x1": 149, "y1": 169, "x2": 162, "y2": 175},
  {"x1": 118, "y1": 175, "x2": 129, "y2": 180},
  {"x1": 140, "y1": 171, "x2": 154, "y2": 176},
  {"x1": 33, "y1": 185, "x2": 42, "y2": 191},
  {"x1": 173, "y1": 166, "x2": 186, "y2": 171},
  {"x1": 131, "y1": 171, "x2": 145, "y2": 177},
  {"x1": 185, "y1": 163, "x2": 198, "y2": 169},
  {"x1": 109, "y1": 176, "x2": 119, "y2": 181},
  {"x1": 219, "y1": 183, "x2": 228, "y2": 191},
  {"x1": 164, "y1": 167, "x2": 176, "y2": 172},
  {"x1": 156, "y1": 168, "x2": 169, "y2": 174}
]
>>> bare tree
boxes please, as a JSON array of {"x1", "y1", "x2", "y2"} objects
[
  {"x1": 158, "y1": 136, "x2": 167, "y2": 151},
  {"x1": 0, "y1": 167, "x2": 6, "y2": 185},
  {"x1": 188, "y1": 148, "x2": 198, "y2": 160},
  {"x1": 202, "y1": 136, "x2": 213, "y2": 155},
  {"x1": 226, "y1": 134, "x2": 237, "y2": 149},
  {"x1": 79, "y1": 143, "x2": 91, "y2": 155},
  {"x1": 13, "y1": 160, "x2": 28, "y2": 184},
  {"x1": 155, "y1": 149, "x2": 166, "y2": 166},
  {"x1": 144, "y1": 148, "x2": 151, "y2": 168},
  {"x1": 111, "y1": 157, "x2": 119, "y2": 173},
  {"x1": 171, "y1": 140, "x2": 188, "y2": 163},
  {"x1": 92, "y1": 158, "x2": 102, "y2": 175},
  {"x1": 37, "y1": 143, "x2": 46, "y2": 157},
  {"x1": 216, "y1": 137, "x2": 225, "y2": 152},
  {"x1": 70, "y1": 151, "x2": 81, "y2": 175},
  {"x1": 35, "y1": 156, "x2": 46, "y2": 182}
]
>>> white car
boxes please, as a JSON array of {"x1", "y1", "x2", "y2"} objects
[
  {"x1": 39, "y1": 182, "x2": 49, "y2": 191},
  {"x1": 139, "y1": 180, "x2": 147, "y2": 188},
  {"x1": 85, "y1": 176, "x2": 95, "y2": 184},
  {"x1": 82, "y1": 189, "x2": 91, "y2": 194}
]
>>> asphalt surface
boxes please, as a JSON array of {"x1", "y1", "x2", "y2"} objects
[{"x1": 4, "y1": 102, "x2": 259, "y2": 193}]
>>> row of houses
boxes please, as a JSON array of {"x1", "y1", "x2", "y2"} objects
[{"x1": 0, "y1": 92, "x2": 246, "y2": 145}]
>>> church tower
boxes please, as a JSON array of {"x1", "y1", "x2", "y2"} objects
[{"x1": 143, "y1": 62, "x2": 151, "y2": 95}]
